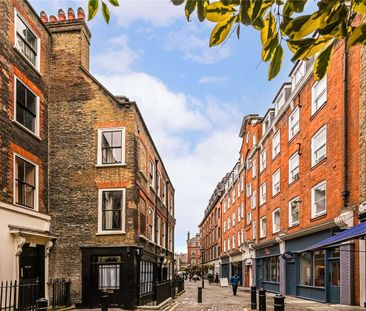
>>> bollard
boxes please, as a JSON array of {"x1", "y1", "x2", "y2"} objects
[
  {"x1": 250, "y1": 286, "x2": 257, "y2": 310},
  {"x1": 273, "y1": 294, "x2": 285, "y2": 311},
  {"x1": 197, "y1": 286, "x2": 203, "y2": 303},
  {"x1": 101, "y1": 293, "x2": 109, "y2": 311},
  {"x1": 258, "y1": 288, "x2": 266, "y2": 311},
  {"x1": 35, "y1": 298, "x2": 48, "y2": 311}
]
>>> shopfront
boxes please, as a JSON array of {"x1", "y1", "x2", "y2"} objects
[
  {"x1": 220, "y1": 256, "x2": 230, "y2": 278},
  {"x1": 255, "y1": 244, "x2": 280, "y2": 293},
  {"x1": 284, "y1": 229, "x2": 349, "y2": 304}
]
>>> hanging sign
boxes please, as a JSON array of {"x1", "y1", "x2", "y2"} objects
[{"x1": 281, "y1": 251, "x2": 295, "y2": 262}]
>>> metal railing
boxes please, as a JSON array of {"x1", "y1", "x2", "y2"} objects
[
  {"x1": 155, "y1": 281, "x2": 172, "y2": 305},
  {"x1": 0, "y1": 279, "x2": 39, "y2": 311},
  {"x1": 176, "y1": 278, "x2": 184, "y2": 294},
  {"x1": 48, "y1": 278, "x2": 71, "y2": 310}
]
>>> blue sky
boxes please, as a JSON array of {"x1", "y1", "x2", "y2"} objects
[{"x1": 30, "y1": 0, "x2": 294, "y2": 253}]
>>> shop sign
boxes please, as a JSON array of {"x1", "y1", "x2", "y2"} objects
[{"x1": 282, "y1": 251, "x2": 295, "y2": 262}]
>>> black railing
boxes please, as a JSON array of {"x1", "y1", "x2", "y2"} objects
[
  {"x1": 155, "y1": 281, "x2": 172, "y2": 305},
  {"x1": 0, "y1": 279, "x2": 39, "y2": 311},
  {"x1": 48, "y1": 278, "x2": 71, "y2": 310},
  {"x1": 176, "y1": 278, "x2": 184, "y2": 294}
]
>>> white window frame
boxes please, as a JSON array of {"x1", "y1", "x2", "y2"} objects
[
  {"x1": 272, "y1": 208, "x2": 280, "y2": 233},
  {"x1": 232, "y1": 187, "x2": 236, "y2": 203},
  {"x1": 157, "y1": 172, "x2": 161, "y2": 198},
  {"x1": 238, "y1": 231, "x2": 241, "y2": 246},
  {"x1": 13, "y1": 153, "x2": 39, "y2": 211},
  {"x1": 97, "y1": 128, "x2": 126, "y2": 166},
  {"x1": 14, "y1": 76, "x2": 40, "y2": 137},
  {"x1": 289, "y1": 106, "x2": 300, "y2": 140},
  {"x1": 260, "y1": 217, "x2": 266, "y2": 238},
  {"x1": 227, "y1": 195, "x2": 231, "y2": 209},
  {"x1": 232, "y1": 235, "x2": 235, "y2": 249},
  {"x1": 247, "y1": 211, "x2": 252, "y2": 225},
  {"x1": 289, "y1": 196, "x2": 300, "y2": 227},
  {"x1": 311, "y1": 76, "x2": 327, "y2": 115},
  {"x1": 252, "y1": 158, "x2": 257, "y2": 178},
  {"x1": 272, "y1": 131, "x2": 280, "y2": 159},
  {"x1": 272, "y1": 169, "x2": 280, "y2": 196},
  {"x1": 246, "y1": 183, "x2": 252, "y2": 197},
  {"x1": 157, "y1": 216, "x2": 161, "y2": 246},
  {"x1": 260, "y1": 149, "x2": 266, "y2": 172},
  {"x1": 228, "y1": 216, "x2": 231, "y2": 229},
  {"x1": 289, "y1": 152, "x2": 300, "y2": 184},
  {"x1": 227, "y1": 237, "x2": 231, "y2": 251},
  {"x1": 253, "y1": 220, "x2": 256, "y2": 240},
  {"x1": 238, "y1": 207, "x2": 241, "y2": 222},
  {"x1": 241, "y1": 176, "x2": 244, "y2": 193},
  {"x1": 97, "y1": 188, "x2": 126, "y2": 234},
  {"x1": 14, "y1": 10, "x2": 41, "y2": 71},
  {"x1": 291, "y1": 61, "x2": 306, "y2": 91},
  {"x1": 224, "y1": 240, "x2": 227, "y2": 253},
  {"x1": 149, "y1": 160, "x2": 155, "y2": 188},
  {"x1": 311, "y1": 125, "x2": 327, "y2": 167},
  {"x1": 223, "y1": 200, "x2": 227, "y2": 214},
  {"x1": 311, "y1": 180, "x2": 327, "y2": 218},
  {"x1": 232, "y1": 212, "x2": 236, "y2": 227},
  {"x1": 224, "y1": 220, "x2": 227, "y2": 233},
  {"x1": 251, "y1": 190, "x2": 257, "y2": 209},
  {"x1": 260, "y1": 182, "x2": 266, "y2": 205}
]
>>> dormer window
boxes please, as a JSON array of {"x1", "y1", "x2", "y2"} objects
[
  {"x1": 291, "y1": 61, "x2": 306, "y2": 90},
  {"x1": 274, "y1": 92, "x2": 285, "y2": 115}
]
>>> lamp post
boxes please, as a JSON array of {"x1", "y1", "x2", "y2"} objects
[{"x1": 200, "y1": 246, "x2": 205, "y2": 289}]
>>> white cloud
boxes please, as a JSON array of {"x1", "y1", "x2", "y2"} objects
[
  {"x1": 199, "y1": 75, "x2": 228, "y2": 85},
  {"x1": 164, "y1": 24, "x2": 233, "y2": 64}
]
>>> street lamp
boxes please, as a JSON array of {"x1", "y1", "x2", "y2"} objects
[{"x1": 200, "y1": 246, "x2": 205, "y2": 289}]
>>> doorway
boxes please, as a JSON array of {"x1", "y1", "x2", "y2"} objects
[{"x1": 327, "y1": 248, "x2": 340, "y2": 304}]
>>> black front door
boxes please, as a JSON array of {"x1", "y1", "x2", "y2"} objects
[
  {"x1": 91, "y1": 256, "x2": 123, "y2": 307},
  {"x1": 19, "y1": 244, "x2": 45, "y2": 297}
]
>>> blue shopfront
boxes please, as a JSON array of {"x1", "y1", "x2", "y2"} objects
[
  {"x1": 255, "y1": 243, "x2": 280, "y2": 293},
  {"x1": 284, "y1": 228, "x2": 353, "y2": 304},
  {"x1": 220, "y1": 256, "x2": 230, "y2": 278}
]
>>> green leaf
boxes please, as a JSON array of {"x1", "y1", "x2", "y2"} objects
[
  {"x1": 197, "y1": 0, "x2": 206, "y2": 22},
  {"x1": 108, "y1": 0, "x2": 119, "y2": 6},
  {"x1": 205, "y1": 1, "x2": 236, "y2": 22},
  {"x1": 240, "y1": 0, "x2": 252, "y2": 25},
  {"x1": 348, "y1": 23, "x2": 366, "y2": 47},
  {"x1": 209, "y1": 16, "x2": 236, "y2": 47},
  {"x1": 268, "y1": 44, "x2": 283, "y2": 80},
  {"x1": 283, "y1": 12, "x2": 325, "y2": 40},
  {"x1": 88, "y1": 0, "x2": 99, "y2": 20},
  {"x1": 313, "y1": 41, "x2": 334, "y2": 81},
  {"x1": 102, "y1": 2, "x2": 110, "y2": 23},
  {"x1": 172, "y1": 0, "x2": 185, "y2": 5},
  {"x1": 353, "y1": 0, "x2": 366, "y2": 14},
  {"x1": 261, "y1": 12, "x2": 276, "y2": 48},
  {"x1": 290, "y1": 36, "x2": 333, "y2": 61},
  {"x1": 185, "y1": 0, "x2": 197, "y2": 21},
  {"x1": 262, "y1": 35, "x2": 278, "y2": 61}
]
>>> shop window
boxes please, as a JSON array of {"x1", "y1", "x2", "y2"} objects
[
  {"x1": 140, "y1": 261, "x2": 154, "y2": 295},
  {"x1": 300, "y1": 250, "x2": 325, "y2": 287},
  {"x1": 98, "y1": 256, "x2": 121, "y2": 290},
  {"x1": 264, "y1": 256, "x2": 280, "y2": 283}
]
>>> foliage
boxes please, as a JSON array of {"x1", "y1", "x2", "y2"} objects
[
  {"x1": 88, "y1": 0, "x2": 366, "y2": 80},
  {"x1": 88, "y1": 0, "x2": 119, "y2": 23}
]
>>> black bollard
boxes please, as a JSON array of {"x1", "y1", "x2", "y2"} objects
[
  {"x1": 35, "y1": 298, "x2": 48, "y2": 311},
  {"x1": 273, "y1": 294, "x2": 285, "y2": 311},
  {"x1": 258, "y1": 288, "x2": 266, "y2": 311},
  {"x1": 250, "y1": 286, "x2": 257, "y2": 310},
  {"x1": 101, "y1": 293, "x2": 109, "y2": 311},
  {"x1": 197, "y1": 286, "x2": 203, "y2": 303}
]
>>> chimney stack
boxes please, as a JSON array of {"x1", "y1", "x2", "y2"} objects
[
  {"x1": 40, "y1": 11, "x2": 48, "y2": 23},
  {"x1": 77, "y1": 7, "x2": 85, "y2": 20},
  {"x1": 67, "y1": 8, "x2": 75, "y2": 20},
  {"x1": 49, "y1": 15, "x2": 57, "y2": 23}
]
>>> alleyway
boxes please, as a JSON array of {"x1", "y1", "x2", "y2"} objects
[{"x1": 165, "y1": 280, "x2": 364, "y2": 311}]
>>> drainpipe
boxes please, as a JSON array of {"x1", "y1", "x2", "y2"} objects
[
  {"x1": 155, "y1": 159, "x2": 159, "y2": 281},
  {"x1": 342, "y1": 38, "x2": 350, "y2": 207}
]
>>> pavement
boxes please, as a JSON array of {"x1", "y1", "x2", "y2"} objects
[{"x1": 163, "y1": 280, "x2": 365, "y2": 311}]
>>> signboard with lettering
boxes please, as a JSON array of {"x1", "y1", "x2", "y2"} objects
[
  {"x1": 282, "y1": 251, "x2": 296, "y2": 262},
  {"x1": 220, "y1": 278, "x2": 229, "y2": 287}
]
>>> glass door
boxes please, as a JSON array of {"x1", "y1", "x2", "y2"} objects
[{"x1": 327, "y1": 248, "x2": 340, "y2": 304}]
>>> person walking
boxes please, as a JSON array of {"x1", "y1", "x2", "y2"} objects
[
  {"x1": 230, "y1": 274, "x2": 240, "y2": 295},
  {"x1": 215, "y1": 273, "x2": 219, "y2": 284}
]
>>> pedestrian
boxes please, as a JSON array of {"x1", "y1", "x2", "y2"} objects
[
  {"x1": 230, "y1": 274, "x2": 240, "y2": 295},
  {"x1": 215, "y1": 273, "x2": 219, "y2": 284},
  {"x1": 189, "y1": 273, "x2": 192, "y2": 282}
]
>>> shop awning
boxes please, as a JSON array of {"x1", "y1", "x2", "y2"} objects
[{"x1": 303, "y1": 221, "x2": 366, "y2": 252}]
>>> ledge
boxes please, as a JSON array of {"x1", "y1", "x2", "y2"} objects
[{"x1": 138, "y1": 297, "x2": 173, "y2": 310}]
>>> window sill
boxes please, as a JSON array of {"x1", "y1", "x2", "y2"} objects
[
  {"x1": 96, "y1": 231, "x2": 126, "y2": 235},
  {"x1": 149, "y1": 185, "x2": 156, "y2": 193},
  {"x1": 13, "y1": 46, "x2": 42, "y2": 77},
  {"x1": 310, "y1": 157, "x2": 327, "y2": 170},
  {"x1": 272, "y1": 192, "x2": 280, "y2": 199},
  {"x1": 311, "y1": 212, "x2": 327, "y2": 221},
  {"x1": 288, "y1": 222, "x2": 300, "y2": 228},
  {"x1": 288, "y1": 177, "x2": 300, "y2": 187},
  {"x1": 310, "y1": 101, "x2": 327, "y2": 120},
  {"x1": 259, "y1": 202, "x2": 266, "y2": 207},
  {"x1": 12, "y1": 120, "x2": 41, "y2": 141},
  {"x1": 139, "y1": 170, "x2": 148, "y2": 182},
  {"x1": 288, "y1": 131, "x2": 300, "y2": 144},
  {"x1": 96, "y1": 163, "x2": 126, "y2": 168},
  {"x1": 272, "y1": 153, "x2": 280, "y2": 161},
  {"x1": 14, "y1": 202, "x2": 38, "y2": 212}
]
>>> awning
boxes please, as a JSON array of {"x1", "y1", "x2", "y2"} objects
[{"x1": 302, "y1": 221, "x2": 366, "y2": 252}]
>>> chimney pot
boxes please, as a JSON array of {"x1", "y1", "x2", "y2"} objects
[
  {"x1": 68, "y1": 8, "x2": 75, "y2": 20},
  {"x1": 49, "y1": 15, "x2": 57, "y2": 23},
  {"x1": 40, "y1": 11, "x2": 48, "y2": 23},
  {"x1": 77, "y1": 7, "x2": 85, "y2": 20},
  {"x1": 58, "y1": 9, "x2": 66, "y2": 21}
]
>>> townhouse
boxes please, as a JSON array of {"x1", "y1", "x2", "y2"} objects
[
  {"x1": 199, "y1": 177, "x2": 224, "y2": 275},
  {"x1": 187, "y1": 232, "x2": 201, "y2": 267},
  {"x1": 0, "y1": 1, "x2": 176, "y2": 309},
  {"x1": 0, "y1": 0, "x2": 53, "y2": 299},
  {"x1": 200, "y1": 38, "x2": 365, "y2": 306}
]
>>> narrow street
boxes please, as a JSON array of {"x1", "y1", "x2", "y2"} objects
[{"x1": 165, "y1": 281, "x2": 364, "y2": 311}]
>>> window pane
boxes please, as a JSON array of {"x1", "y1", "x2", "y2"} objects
[
  {"x1": 330, "y1": 260, "x2": 340, "y2": 287},
  {"x1": 300, "y1": 252, "x2": 312, "y2": 285},
  {"x1": 98, "y1": 264, "x2": 120, "y2": 290},
  {"x1": 102, "y1": 191, "x2": 122, "y2": 230},
  {"x1": 313, "y1": 250, "x2": 325, "y2": 287},
  {"x1": 112, "y1": 131, "x2": 122, "y2": 147},
  {"x1": 102, "y1": 132, "x2": 113, "y2": 147},
  {"x1": 15, "y1": 157, "x2": 35, "y2": 208}
]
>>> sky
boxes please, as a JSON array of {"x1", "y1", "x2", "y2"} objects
[{"x1": 30, "y1": 0, "x2": 294, "y2": 253}]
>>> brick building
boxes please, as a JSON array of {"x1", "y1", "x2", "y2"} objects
[
  {"x1": 0, "y1": 1, "x2": 175, "y2": 309},
  {"x1": 199, "y1": 177, "x2": 224, "y2": 275},
  {"x1": 200, "y1": 38, "x2": 366, "y2": 306},
  {"x1": 174, "y1": 253, "x2": 188, "y2": 273},
  {"x1": 0, "y1": 0, "x2": 54, "y2": 299},
  {"x1": 187, "y1": 232, "x2": 200, "y2": 267}
]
